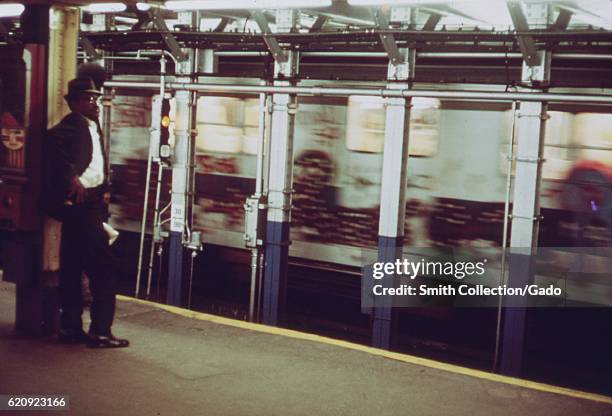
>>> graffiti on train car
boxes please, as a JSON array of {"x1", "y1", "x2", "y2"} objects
[{"x1": 108, "y1": 94, "x2": 612, "y2": 261}]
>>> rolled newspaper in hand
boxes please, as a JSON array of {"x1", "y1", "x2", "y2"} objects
[{"x1": 103, "y1": 222, "x2": 120, "y2": 245}]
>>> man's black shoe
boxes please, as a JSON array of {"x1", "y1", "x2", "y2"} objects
[
  {"x1": 58, "y1": 329, "x2": 90, "y2": 344},
  {"x1": 87, "y1": 333, "x2": 129, "y2": 349}
]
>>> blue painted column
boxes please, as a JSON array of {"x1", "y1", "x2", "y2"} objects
[
  {"x1": 166, "y1": 231, "x2": 184, "y2": 306},
  {"x1": 372, "y1": 47, "x2": 415, "y2": 349},
  {"x1": 500, "y1": 250, "x2": 533, "y2": 376},
  {"x1": 261, "y1": 10, "x2": 299, "y2": 326},
  {"x1": 373, "y1": 236, "x2": 404, "y2": 349},
  {"x1": 262, "y1": 221, "x2": 291, "y2": 325}
]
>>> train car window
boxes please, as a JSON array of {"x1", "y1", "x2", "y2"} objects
[
  {"x1": 345, "y1": 96, "x2": 439, "y2": 157},
  {"x1": 500, "y1": 111, "x2": 612, "y2": 181},
  {"x1": 194, "y1": 96, "x2": 260, "y2": 176},
  {"x1": 409, "y1": 98, "x2": 440, "y2": 157},
  {"x1": 572, "y1": 113, "x2": 612, "y2": 163},
  {"x1": 345, "y1": 96, "x2": 385, "y2": 153},
  {"x1": 110, "y1": 95, "x2": 153, "y2": 163},
  {"x1": 196, "y1": 97, "x2": 242, "y2": 154},
  {"x1": 242, "y1": 99, "x2": 260, "y2": 156},
  {"x1": 196, "y1": 96, "x2": 258, "y2": 156},
  {"x1": 542, "y1": 111, "x2": 574, "y2": 181},
  {"x1": 538, "y1": 111, "x2": 612, "y2": 249}
]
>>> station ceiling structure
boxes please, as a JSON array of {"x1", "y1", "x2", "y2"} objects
[{"x1": 1, "y1": 1, "x2": 611, "y2": 85}]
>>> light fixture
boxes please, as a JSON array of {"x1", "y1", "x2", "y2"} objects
[
  {"x1": 348, "y1": 0, "x2": 492, "y2": 5},
  {"x1": 83, "y1": 3, "x2": 127, "y2": 13},
  {"x1": 349, "y1": 0, "x2": 441, "y2": 5},
  {"x1": 165, "y1": 0, "x2": 332, "y2": 11},
  {"x1": 136, "y1": 2, "x2": 152, "y2": 11},
  {"x1": 115, "y1": 16, "x2": 139, "y2": 24},
  {"x1": 347, "y1": 0, "x2": 581, "y2": 5},
  {"x1": 0, "y1": 3, "x2": 25, "y2": 18}
]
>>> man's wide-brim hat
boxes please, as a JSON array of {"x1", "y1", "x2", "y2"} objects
[{"x1": 64, "y1": 77, "x2": 101, "y2": 100}]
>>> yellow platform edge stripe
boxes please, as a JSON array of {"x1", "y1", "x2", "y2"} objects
[{"x1": 118, "y1": 295, "x2": 612, "y2": 405}]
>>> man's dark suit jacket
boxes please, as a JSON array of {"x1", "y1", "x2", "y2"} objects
[{"x1": 43, "y1": 112, "x2": 109, "y2": 221}]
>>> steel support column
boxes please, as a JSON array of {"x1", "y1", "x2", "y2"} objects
[
  {"x1": 47, "y1": 6, "x2": 78, "y2": 128},
  {"x1": 372, "y1": 48, "x2": 415, "y2": 349},
  {"x1": 500, "y1": 50, "x2": 551, "y2": 376},
  {"x1": 167, "y1": 47, "x2": 194, "y2": 306},
  {"x1": 101, "y1": 14, "x2": 114, "y2": 179},
  {"x1": 262, "y1": 10, "x2": 298, "y2": 326},
  {"x1": 9, "y1": 4, "x2": 50, "y2": 335}
]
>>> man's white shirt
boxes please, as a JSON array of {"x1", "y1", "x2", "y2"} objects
[{"x1": 79, "y1": 116, "x2": 104, "y2": 189}]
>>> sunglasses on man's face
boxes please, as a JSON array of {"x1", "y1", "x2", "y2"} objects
[{"x1": 77, "y1": 95, "x2": 101, "y2": 104}]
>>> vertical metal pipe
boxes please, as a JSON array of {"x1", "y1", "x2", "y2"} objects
[
  {"x1": 255, "y1": 82, "x2": 268, "y2": 196},
  {"x1": 135, "y1": 123, "x2": 154, "y2": 298},
  {"x1": 102, "y1": 45, "x2": 113, "y2": 177},
  {"x1": 256, "y1": 88, "x2": 273, "y2": 323},
  {"x1": 186, "y1": 13, "x2": 201, "y2": 310},
  {"x1": 135, "y1": 56, "x2": 165, "y2": 298},
  {"x1": 101, "y1": 89, "x2": 112, "y2": 179},
  {"x1": 493, "y1": 100, "x2": 518, "y2": 371},
  {"x1": 262, "y1": 90, "x2": 273, "y2": 199},
  {"x1": 248, "y1": 250, "x2": 259, "y2": 321},
  {"x1": 187, "y1": 88, "x2": 198, "y2": 309},
  {"x1": 146, "y1": 164, "x2": 164, "y2": 298},
  {"x1": 248, "y1": 82, "x2": 269, "y2": 322}
]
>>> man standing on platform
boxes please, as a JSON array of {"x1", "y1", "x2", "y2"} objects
[{"x1": 43, "y1": 77, "x2": 128, "y2": 348}]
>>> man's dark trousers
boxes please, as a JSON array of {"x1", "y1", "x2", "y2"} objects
[{"x1": 59, "y1": 187, "x2": 116, "y2": 336}]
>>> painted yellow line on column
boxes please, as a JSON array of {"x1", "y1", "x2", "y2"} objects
[{"x1": 118, "y1": 295, "x2": 612, "y2": 405}]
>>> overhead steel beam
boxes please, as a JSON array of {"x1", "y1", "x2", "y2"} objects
[
  {"x1": 214, "y1": 17, "x2": 230, "y2": 32},
  {"x1": 305, "y1": 1, "x2": 374, "y2": 26},
  {"x1": 150, "y1": 7, "x2": 188, "y2": 62},
  {"x1": 373, "y1": 9, "x2": 405, "y2": 65},
  {"x1": 304, "y1": 11, "x2": 373, "y2": 26},
  {"x1": 82, "y1": 29, "x2": 612, "y2": 55},
  {"x1": 251, "y1": 10, "x2": 288, "y2": 63},
  {"x1": 309, "y1": 15, "x2": 328, "y2": 32},
  {"x1": 554, "y1": 3, "x2": 606, "y2": 28},
  {"x1": 421, "y1": 5, "x2": 479, "y2": 23},
  {"x1": 422, "y1": 12, "x2": 442, "y2": 31},
  {"x1": 551, "y1": 8, "x2": 573, "y2": 31},
  {"x1": 131, "y1": 7, "x2": 152, "y2": 30},
  {"x1": 78, "y1": 37, "x2": 100, "y2": 60},
  {"x1": 507, "y1": 1, "x2": 540, "y2": 67}
]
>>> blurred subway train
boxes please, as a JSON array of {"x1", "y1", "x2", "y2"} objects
[{"x1": 107, "y1": 88, "x2": 612, "y2": 263}]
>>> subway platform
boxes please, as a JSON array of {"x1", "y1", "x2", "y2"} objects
[{"x1": 1, "y1": 281, "x2": 611, "y2": 416}]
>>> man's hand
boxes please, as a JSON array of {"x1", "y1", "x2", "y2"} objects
[
  {"x1": 68, "y1": 177, "x2": 86, "y2": 204},
  {"x1": 103, "y1": 192, "x2": 111, "y2": 205}
]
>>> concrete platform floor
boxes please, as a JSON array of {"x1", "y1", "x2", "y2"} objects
[{"x1": 1, "y1": 281, "x2": 611, "y2": 416}]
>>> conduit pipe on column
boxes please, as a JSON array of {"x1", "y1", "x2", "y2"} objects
[
  {"x1": 493, "y1": 100, "x2": 518, "y2": 372},
  {"x1": 248, "y1": 81, "x2": 271, "y2": 322},
  {"x1": 135, "y1": 56, "x2": 167, "y2": 298}
]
